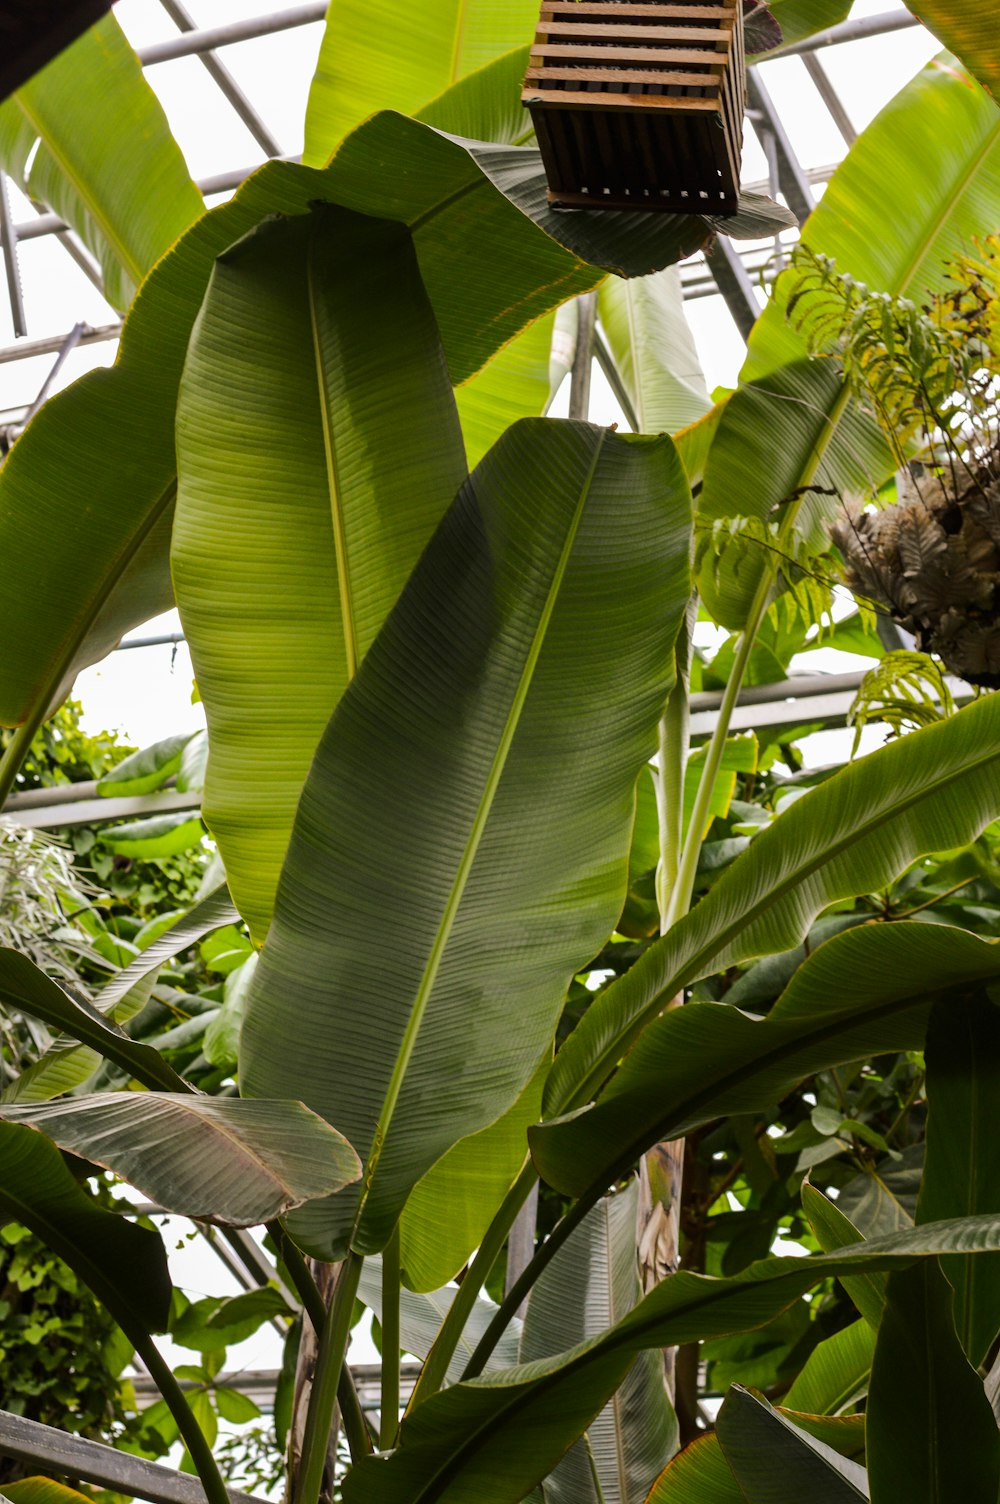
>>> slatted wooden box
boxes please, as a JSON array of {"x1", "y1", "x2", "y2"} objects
[{"x1": 522, "y1": 0, "x2": 745, "y2": 214}]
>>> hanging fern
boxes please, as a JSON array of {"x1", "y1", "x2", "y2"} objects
[{"x1": 847, "y1": 650, "x2": 960, "y2": 754}]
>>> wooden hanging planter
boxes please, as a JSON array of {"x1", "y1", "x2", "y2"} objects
[{"x1": 522, "y1": 0, "x2": 746, "y2": 214}]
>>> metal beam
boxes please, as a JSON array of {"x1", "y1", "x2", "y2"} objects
[
  {"x1": 747, "y1": 70, "x2": 815, "y2": 227},
  {"x1": 802, "y1": 54, "x2": 857, "y2": 145},
  {"x1": 3, "y1": 787, "x2": 200, "y2": 830},
  {"x1": 0, "y1": 173, "x2": 27, "y2": 338},
  {"x1": 137, "y1": 5, "x2": 328, "y2": 68},
  {"x1": 704, "y1": 235, "x2": 760, "y2": 340},
  {"x1": 157, "y1": 0, "x2": 283, "y2": 157},
  {"x1": 769, "y1": 8, "x2": 922, "y2": 60},
  {"x1": 0, "y1": 1410, "x2": 263, "y2": 1504}
]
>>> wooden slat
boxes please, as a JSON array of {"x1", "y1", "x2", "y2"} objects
[
  {"x1": 539, "y1": 1, "x2": 735, "y2": 16},
  {"x1": 525, "y1": 89, "x2": 721, "y2": 112},
  {"x1": 537, "y1": 21, "x2": 733, "y2": 43},
  {"x1": 529, "y1": 42, "x2": 729, "y2": 64},
  {"x1": 525, "y1": 64, "x2": 723, "y2": 87}
]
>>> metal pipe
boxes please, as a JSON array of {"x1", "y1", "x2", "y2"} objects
[
  {"x1": 137, "y1": 4, "x2": 327, "y2": 68},
  {"x1": 156, "y1": 0, "x2": 283, "y2": 157},
  {"x1": 768, "y1": 8, "x2": 922, "y2": 60},
  {"x1": 802, "y1": 53, "x2": 857, "y2": 145},
  {"x1": 0, "y1": 320, "x2": 121, "y2": 365},
  {"x1": 0, "y1": 173, "x2": 27, "y2": 338}
]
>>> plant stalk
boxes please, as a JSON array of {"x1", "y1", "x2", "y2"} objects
[
  {"x1": 569, "y1": 292, "x2": 598, "y2": 422},
  {"x1": 134, "y1": 1335, "x2": 232, "y2": 1504},
  {"x1": 293, "y1": 1250, "x2": 363, "y2": 1504},
  {"x1": 0, "y1": 713, "x2": 45, "y2": 810},
  {"x1": 410, "y1": 1162, "x2": 537, "y2": 1407},
  {"x1": 380, "y1": 1226, "x2": 401, "y2": 1449},
  {"x1": 656, "y1": 599, "x2": 696, "y2": 928},
  {"x1": 274, "y1": 1229, "x2": 371, "y2": 1463}
]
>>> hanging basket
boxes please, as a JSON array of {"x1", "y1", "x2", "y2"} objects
[{"x1": 522, "y1": 0, "x2": 746, "y2": 214}]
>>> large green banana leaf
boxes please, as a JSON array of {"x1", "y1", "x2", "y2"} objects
[
  {"x1": 715, "y1": 1387, "x2": 868, "y2": 1501},
  {"x1": 0, "y1": 113, "x2": 781, "y2": 745},
  {"x1": 598, "y1": 268, "x2": 710, "y2": 436},
  {"x1": 415, "y1": 47, "x2": 534, "y2": 147},
  {"x1": 0, "y1": 14, "x2": 203, "y2": 310},
  {"x1": 904, "y1": 2, "x2": 1000, "y2": 102},
  {"x1": 916, "y1": 995, "x2": 1000, "y2": 1366},
  {"x1": 519, "y1": 1181, "x2": 678, "y2": 1503},
  {"x1": 173, "y1": 208, "x2": 468, "y2": 941},
  {"x1": 695, "y1": 359, "x2": 888, "y2": 630},
  {"x1": 745, "y1": 53, "x2": 1000, "y2": 382},
  {"x1": 304, "y1": 0, "x2": 541, "y2": 164},
  {"x1": 341, "y1": 1216, "x2": 1000, "y2": 1504},
  {"x1": 0, "y1": 1094, "x2": 360, "y2": 1226},
  {"x1": 0, "y1": 1121, "x2": 171, "y2": 1336},
  {"x1": 531, "y1": 923, "x2": 1000, "y2": 1200},
  {"x1": 540, "y1": 691, "x2": 1000, "y2": 1128},
  {"x1": 241, "y1": 420, "x2": 692, "y2": 1259},
  {"x1": 866, "y1": 1262, "x2": 1000, "y2": 1502},
  {"x1": 400, "y1": 1053, "x2": 547, "y2": 1294},
  {"x1": 647, "y1": 1436, "x2": 743, "y2": 1504}
]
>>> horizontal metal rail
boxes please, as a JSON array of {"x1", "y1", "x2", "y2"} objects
[
  {"x1": 2, "y1": 787, "x2": 200, "y2": 829},
  {"x1": 0, "y1": 1410, "x2": 263, "y2": 1504},
  {"x1": 137, "y1": 4, "x2": 328, "y2": 67},
  {"x1": 768, "y1": 8, "x2": 921, "y2": 59}
]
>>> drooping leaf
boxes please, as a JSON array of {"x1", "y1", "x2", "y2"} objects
[
  {"x1": 400, "y1": 1053, "x2": 548, "y2": 1294},
  {"x1": 866, "y1": 1261, "x2": 1000, "y2": 1503},
  {"x1": 1, "y1": 1479, "x2": 96, "y2": 1504},
  {"x1": 715, "y1": 1386, "x2": 868, "y2": 1501},
  {"x1": 532, "y1": 921, "x2": 1000, "y2": 1203},
  {"x1": 173, "y1": 207, "x2": 467, "y2": 940},
  {"x1": 342, "y1": 1216, "x2": 1000, "y2": 1504},
  {"x1": 304, "y1": 0, "x2": 541, "y2": 162},
  {"x1": 0, "y1": 1121, "x2": 171, "y2": 1336},
  {"x1": 598, "y1": 268, "x2": 711, "y2": 436},
  {"x1": 0, "y1": 13, "x2": 203, "y2": 309},
  {"x1": 0, "y1": 110, "x2": 777, "y2": 738},
  {"x1": 519, "y1": 1181, "x2": 678, "y2": 1503},
  {"x1": 0, "y1": 1094, "x2": 361, "y2": 1226},
  {"x1": 917, "y1": 993, "x2": 1000, "y2": 1365},
  {"x1": 97, "y1": 733, "x2": 196, "y2": 797},
  {"x1": 540, "y1": 691, "x2": 1000, "y2": 1134},
  {"x1": 456, "y1": 315, "x2": 556, "y2": 470},
  {"x1": 242, "y1": 420, "x2": 692, "y2": 1259},
  {"x1": 100, "y1": 811, "x2": 205, "y2": 859}
]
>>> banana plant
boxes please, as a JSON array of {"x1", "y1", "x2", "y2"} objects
[{"x1": 2, "y1": 13, "x2": 1000, "y2": 1504}]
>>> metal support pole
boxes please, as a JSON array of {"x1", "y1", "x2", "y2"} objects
[
  {"x1": 21, "y1": 322, "x2": 83, "y2": 425},
  {"x1": 769, "y1": 8, "x2": 921, "y2": 60},
  {"x1": 747, "y1": 69, "x2": 815, "y2": 227},
  {"x1": 0, "y1": 173, "x2": 27, "y2": 338},
  {"x1": 802, "y1": 53, "x2": 857, "y2": 145},
  {"x1": 568, "y1": 291, "x2": 597, "y2": 421},
  {"x1": 157, "y1": 0, "x2": 283, "y2": 157},
  {"x1": 705, "y1": 236, "x2": 759, "y2": 341},
  {"x1": 137, "y1": 5, "x2": 328, "y2": 68}
]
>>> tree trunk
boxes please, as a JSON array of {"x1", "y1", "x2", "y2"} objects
[{"x1": 287, "y1": 1259, "x2": 341, "y2": 1504}]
